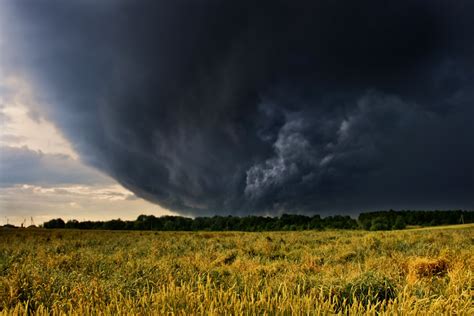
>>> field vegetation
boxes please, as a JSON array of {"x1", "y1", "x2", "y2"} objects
[{"x1": 1, "y1": 225, "x2": 472, "y2": 314}]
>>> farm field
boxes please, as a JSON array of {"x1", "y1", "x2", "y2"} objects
[{"x1": 1, "y1": 225, "x2": 473, "y2": 315}]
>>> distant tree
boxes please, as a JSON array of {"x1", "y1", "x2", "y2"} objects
[
  {"x1": 309, "y1": 215, "x2": 323, "y2": 230},
  {"x1": 42, "y1": 210, "x2": 473, "y2": 231},
  {"x1": 392, "y1": 216, "x2": 406, "y2": 230},
  {"x1": 66, "y1": 219, "x2": 79, "y2": 229},
  {"x1": 324, "y1": 215, "x2": 358, "y2": 229},
  {"x1": 103, "y1": 219, "x2": 126, "y2": 230},
  {"x1": 44, "y1": 218, "x2": 65, "y2": 229},
  {"x1": 358, "y1": 215, "x2": 373, "y2": 230},
  {"x1": 370, "y1": 217, "x2": 390, "y2": 231}
]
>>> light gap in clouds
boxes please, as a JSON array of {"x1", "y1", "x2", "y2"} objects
[
  {"x1": 0, "y1": 75, "x2": 173, "y2": 226},
  {"x1": 0, "y1": 75, "x2": 77, "y2": 157}
]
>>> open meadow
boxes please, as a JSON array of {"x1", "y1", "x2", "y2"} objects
[{"x1": 1, "y1": 225, "x2": 473, "y2": 315}]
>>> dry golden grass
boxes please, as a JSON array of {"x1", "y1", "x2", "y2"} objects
[
  {"x1": 0, "y1": 225, "x2": 472, "y2": 315},
  {"x1": 407, "y1": 257, "x2": 449, "y2": 283}
]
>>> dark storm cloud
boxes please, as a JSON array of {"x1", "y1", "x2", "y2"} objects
[{"x1": 3, "y1": 0, "x2": 474, "y2": 215}]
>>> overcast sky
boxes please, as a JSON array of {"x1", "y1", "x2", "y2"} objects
[{"x1": 1, "y1": 1, "x2": 473, "y2": 223}]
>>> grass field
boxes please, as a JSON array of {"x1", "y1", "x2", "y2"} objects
[{"x1": 1, "y1": 225, "x2": 472, "y2": 315}]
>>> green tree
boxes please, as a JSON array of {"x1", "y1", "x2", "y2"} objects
[
  {"x1": 392, "y1": 216, "x2": 406, "y2": 230},
  {"x1": 370, "y1": 217, "x2": 390, "y2": 231}
]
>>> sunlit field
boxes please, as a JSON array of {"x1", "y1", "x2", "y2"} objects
[{"x1": 1, "y1": 225, "x2": 472, "y2": 315}]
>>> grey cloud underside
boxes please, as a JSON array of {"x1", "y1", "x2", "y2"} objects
[
  {"x1": 4, "y1": 0, "x2": 474, "y2": 215},
  {"x1": 0, "y1": 146, "x2": 112, "y2": 187}
]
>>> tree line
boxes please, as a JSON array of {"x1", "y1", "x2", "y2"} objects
[{"x1": 40, "y1": 210, "x2": 472, "y2": 231}]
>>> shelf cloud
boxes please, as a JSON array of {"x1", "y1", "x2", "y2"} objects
[{"x1": 2, "y1": 0, "x2": 474, "y2": 216}]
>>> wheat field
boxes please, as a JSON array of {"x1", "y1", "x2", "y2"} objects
[{"x1": 1, "y1": 225, "x2": 472, "y2": 315}]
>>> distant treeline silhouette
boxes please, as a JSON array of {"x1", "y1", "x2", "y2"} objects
[{"x1": 39, "y1": 210, "x2": 473, "y2": 231}]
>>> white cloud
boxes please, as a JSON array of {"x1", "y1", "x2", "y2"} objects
[
  {"x1": 0, "y1": 184, "x2": 174, "y2": 226},
  {"x1": 0, "y1": 75, "x2": 77, "y2": 157}
]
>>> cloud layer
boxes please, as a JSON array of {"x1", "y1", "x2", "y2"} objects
[
  {"x1": 0, "y1": 146, "x2": 111, "y2": 187},
  {"x1": 2, "y1": 0, "x2": 474, "y2": 215}
]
